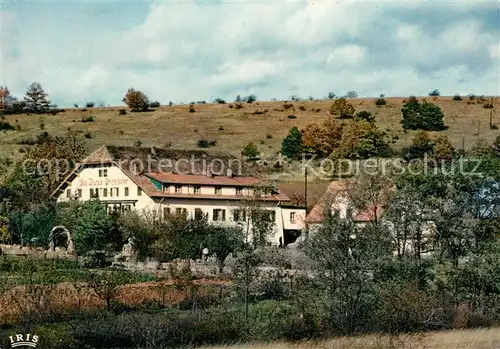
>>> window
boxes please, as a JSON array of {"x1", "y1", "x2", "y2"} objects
[
  {"x1": 163, "y1": 207, "x2": 171, "y2": 218},
  {"x1": 213, "y1": 209, "x2": 226, "y2": 221},
  {"x1": 193, "y1": 185, "x2": 201, "y2": 194},
  {"x1": 66, "y1": 189, "x2": 71, "y2": 198},
  {"x1": 103, "y1": 188, "x2": 107, "y2": 197},
  {"x1": 137, "y1": 187, "x2": 142, "y2": 196},
  {"x1": 175, "y1": 207, "x2": 187, "y2": 215},
  {"x1": 236, "y1": 188, "x2": 242, "y2": 196},
  {"x1": 115, "y1": 187, "x2": 119, "y2": 196},
  {"x1": 122, "y1": 205, "x2": 132, "y2": 213},
  {"x1": 98, "y1": 169, "x2": 108, "y2": 177},
  {"x1": 124, "y1": 187, "x2": 129, "y2": 196},
  {"x1": 175, "y1": 185, "x2": 182, "y2": 193},
  {"x1": 90, "y1": 188, "x2": 99, "y2": 198},
  {"x1": 215, "y1": 186, "x2": 222, "y2": 195},
  {"x1": 163, "y1": 184, "x2": 170, "y2": 193},
  {"x1": 77, "y1": 189, "x2": 82, "y2": 198},
  {"x1": 195, "y1": 208, "x2": 204, "y2": 220},
  {"x1": 233, "y1": 209, "x2": 246, "y2": 222},
  {"x1": 290, "y1": 212, "x2": 296, "y2": 223}
]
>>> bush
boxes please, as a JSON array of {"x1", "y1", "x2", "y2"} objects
[
  {"x1": 375, "y1": 97, "x2": 387, "y2": 106},
  {"x1": 469, "y1": 93, "x2": 476, "y2": 101},
  {"x1": 218, "y1": 125, "x2": 224, "y2": 131},
  {"x1": 228, "y1": 104, "x2": 234, "y2": 109},
  {"x1": 401, "y1": 97, "x2": 446, "y2": 131},
  {"x1": 253, "y1": 110, "x2": 266, "y2": 115},
  {"x1": 241, "y1": 142, "x2": 259, "y2": 159},
  {"x1": 0, "y1": 121, "x2": 15, "y2": 131},
  {"x1": 123, "y1": 88, "x2": 149, "y2": 112},
  {"x1": 149, "y1": 100, "x2": 160, "y2": 108},
  {"x1": 84, "y1": 132, "x2": 92, "y2": 139},
  {"x1": 81, "y1": 116, "x2": 95, "y2": 123},
  {"x1": 356, "y1": 110, "x2": 375, "y2": 123},
  {"x1": 234, "y1": 103, "x2": 244, "y2": 109},
  {"x1": 484, "y1": 103, "x2": 494, "y2": 109},
  {"x1": 189, "y1": 105, "x2": 196, "y2": 113},
  {"x1": 428, "y1": 89, "x2": 440, "y2": 97},
  {"x1": 330, "y1": 97, "x2": 355, "y2": 118},
  {"x1": 118, "y1": 109, "x2": 127, "y2": 115},
  {"x1": 266, "y1": 134, "x2": 272, "y2": 139},
  {"x1": 283, "y1": 102, "x2": 294, "y2": 110},
  {"x1": 197, "y1": 139, "x2": 216, "y2": 148},
  {"x1": 214, "y1": 98, "x2": 226, "y2": 104},
  {"x1": 327, "y1": 92, "x2": 336, "y2": 99},
  {"x1": 281, "y1": 127, "x2": 303, "y2": 159},
  {"x1": 453, "y1": 94, "x2": 463, "y2": 101},
  {"x1": 243, "y1": 94, "x2": 257, "y2": 103},
  {"x1": 85, "y1": 101, "x2": 95, "y2": 108},
  {"x1": 298, "y1": 105, "x2": 306, "y2": 111},
  {"x1": 287, "y1": 115, "x2": 297, "y2": 119},
  {"x1": 345, "y1": 90, "x2": 358, "y2": 98}
]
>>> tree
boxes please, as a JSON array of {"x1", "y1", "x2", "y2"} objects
[
  {"x1": 428, "y1": 89, "x2": 440, "y2": 97},
  {"x1": 23, "y1": 82, "x2": 51, "y2": 114},
  {"x1": 433, "y1": 135, "x2": 455, "y2": 162},
  {"x1": 243, "y1": 95, "x2": 257, "y2": 103},
  {"x1": 335, "y1": 119, "x2": 390, "y2": 159},
  {"x1": 345, "y1": 90, "x2": 358, "y2": 99},
  {"x1": 302, "y1": 119, "x2": 343, "y2": 157},
  {"x1": 203, "y1": 226, "x2": 245, "y2": 273},
  {"x1": 404, "y1": 131, "x2": 434, "y2": 160},
  {"x1": 327, "y1": 92, "x2": 336, "y2": 99},
  {"x1": 0, "y1": 86, "x2": 17, "y2": 110},
  {"x1": 123, "y1": 88, "x2": 149, "y2": 112},
  {"x1": 58, "y1": 200, "x2": 114, "y2": 254},
  {"x1": 281, "y1": 127, "x2": 304, "y2": 159},
  {"x1": 355, "y1": 110, "x2": 375, "y2": 123},
  {"x1": 241, "y1": 142, "x2": 259, "y2": 160},
  {"x1": 329, "y1": 98, "x2": 355, "y2": 119},
  {"x1": 401, "y1": 97, "x2": 446, "y2": 131}
]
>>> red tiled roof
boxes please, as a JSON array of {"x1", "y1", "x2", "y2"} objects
[
  {"x1": 145, "y1": 173, "x2": 263, "y2": 187},
  {"x1": 305, "y1": 180, "x2": 383, "y2": 224}
]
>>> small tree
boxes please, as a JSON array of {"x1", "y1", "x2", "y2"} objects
[
  {"x1": 241, "y1": 142, "x2": 259, "y2": 160},
  {"x1": 329, "y1": 97, "x2": 355, "y2": 119},
  {"x1": 327, "y1": 92, "x2": 336, "y2": 99},
  {"x1": 23, "y1": 82, "x2": 51, "y2": 114},
  {"x1": 243, "y1": 95, "x2": 257, "y2": 103},
  {"x1": 433, "y1": 135, "x2": 455, "y2": 162},
  {"x1": 356, "y1": 110, "x2": 375, "y2": 123},
  {"x1": 401, "y1": 97, "x2": 446, "y2": 131},
  {"x1": 428, "y1": 89, "x2": 440, "y2": 97},
  {"x1": 0, "y1": 86, "x2": 16, "y2": 110},
  {"x1": 302, "y1": 118, "x2": 343, "y2": 157},
  {"x1": 404, "y1": 131, "x2": 434, "y2": 160},
  {"x1": 204, "y1": 226, "x2": 245, "y2": 273},
  {"x1": 281, "y1": 127, "x2": 304, "y2": 159},
  {"x1": 123, "y1": 88, "x2": 149, "y2": 112},
  {"x1": 345, "y1": 90, "x2": 358, "y2": 99}
]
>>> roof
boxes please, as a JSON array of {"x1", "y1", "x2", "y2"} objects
[
  {"x1": 146, "y1": 173, "x2": 264, "y2": 187},
  {"x1": 306, "y1": 180, "x2": 383, "y2": 224}
]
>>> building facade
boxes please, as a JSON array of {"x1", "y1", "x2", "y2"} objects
[{"x1": 52, "y1": 145, "x2": 306, "y2": 246}]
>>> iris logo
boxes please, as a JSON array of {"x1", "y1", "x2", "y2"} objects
[{"x1": 8, "y1": 334, "x2": 39, "y2": 348}]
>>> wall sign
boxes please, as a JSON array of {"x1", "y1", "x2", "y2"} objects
[{"x1": 76, "y1": 178, "x2": 130, "y2": 187}]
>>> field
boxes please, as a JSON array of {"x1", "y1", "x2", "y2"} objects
[
  {"x1": 202, "y1": 328, "x2": 500, "y2": 349},
  {"x1": 1, "y1": 96, "x2": 498, "y2": 207}
]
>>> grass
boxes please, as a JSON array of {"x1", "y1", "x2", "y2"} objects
[{"x1": 200, "y1": 327, "x2": 500, "y2": 349}]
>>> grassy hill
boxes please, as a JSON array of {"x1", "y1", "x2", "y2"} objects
[{"x1": 1, "y1": 96, "x2": 498, "y2": 207}]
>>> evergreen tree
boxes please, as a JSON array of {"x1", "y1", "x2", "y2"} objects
[
  {"x1": 23, "y1": 82, "x2": 51, "y2": 114},
  {"x1": 401, "y1": 97, "x2": 445, "y2": 131},
  {"x1": 281, "y1": 127, "x2": 304, "y2": 159}
]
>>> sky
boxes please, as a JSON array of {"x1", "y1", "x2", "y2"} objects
[{"x1": 1, "y1": 0, "x2": 499, "y2": 107}]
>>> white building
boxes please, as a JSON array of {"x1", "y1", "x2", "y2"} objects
[{"x1": 52, "y1": 145, "x2": 306, "y2": 246}]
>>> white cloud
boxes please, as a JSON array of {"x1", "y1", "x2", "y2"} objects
[{"x1": 1, "y1": 0, "x2": 498, "y2": 106}]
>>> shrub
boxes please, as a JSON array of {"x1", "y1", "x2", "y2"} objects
[
  {"x1": 197, "y1": 139, "x2": 216, "y2": 148},
  {"x1": 330, "y1": 97, "x2": 355, "y2": 118},
  {"x1": 234, "y1": 103, "x2": 244, "y2": 109},
  {"x1": 469, "y1": 93, "x2": 476, "y2": 101},
  {"x1": 241, "y1": 142, "x2": 259, "y2": 159},
  {"x1": 123, "y1": 88, "x2": 149, "y2": 112},
  {"x1": 135, "y1": 140, "x2": 142, "y2": 147},
  {"x1": 253, "y1": 110, "x2": 266, "y2": 115},
  {"x1": 118, "y1": 109, "x2": 127, "y2": 115},
  {"x1": 73, "y1": 103, "x2": 78, "y2": 108},
  {"x1": 149, "y1": 100, "x2": 160, "y2": 108},
  {"x1": 214, "y1": 98, "x2": 226, "y2": 104},
  {"x1": 428, "y1": 89, "x2": 440, "y2": 97},
  {"x1": 189, "y1": 105, "x2": 196, "y2": 113},
  {"x1": 283, "y1": 102, "x2": 294, "y2": 110},
  {"x1": 84, "y1": 132, "x2": 93, "y2": 139},
  {"x1": 218, "y1": 125, "x2": 224, "y2": 131},
  {"x1": 287, "y1": 115, "x2": 297, "y2": 119},
  {"x1": 401, "y1": 97, "x2": 446, "y2": 131},
  {"x1": 266, "y1": 134, "x2": 272, "y2": 139},
  {"x1": 0, "y1": 121, "x2": 15, "y2": 131},
  {"x1": 375, "y1": 97, "x2": 387, "y2": 106},
  {"x1": 356, "y1": 110, "x2": 375, "y2": 123},
  {"x1": 243, "y1": 95, "x2": 257, "y2": 103},
  {"x1": 404, "y1": 130, "x2": 434, "y2": 160},
  {"x1": 298, "y1": 105, "x2": 306, "y2": 111},
  {"x1": 327, "y1": 92, "x2": 336, "y2": 99},
  {"x1": 290, "y1": 95, "x2": 300, "y2": 101},
  {"x1": 484, "y1": 103, "x2": 494, "y2": 109},
  {"x1": 228, "y1": 104, "x2": 234, "y2": 109},
  {"x1": 453, "y1": 94, "x2": 463, "y2": 101},
  {"x1": 81, "y1": 116, "x2": 95, "y2": 123},
  {"x1": 85, "y1": 101, "x2": 95, "y2": 108}
]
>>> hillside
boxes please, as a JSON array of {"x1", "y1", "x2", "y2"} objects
[{"x1": 0, "y1": 96, "x2": 498, "y2": 207}]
